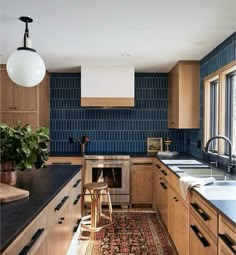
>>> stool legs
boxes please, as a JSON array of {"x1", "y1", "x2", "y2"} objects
[{"x1": 79, "y1": 185, "x2": 113, "y2": 241}]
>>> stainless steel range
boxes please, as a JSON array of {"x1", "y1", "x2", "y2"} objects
[{"x1": 84, "y1": 155, "x2": 130, "y2": 205}]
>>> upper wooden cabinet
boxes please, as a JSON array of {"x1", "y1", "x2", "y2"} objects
[
  {"x1": 168, "y1": 61, "x2": 200, "y2": 129},
  {"x1": 0, "y1": 65, "x2": 49, "y2": 128}
]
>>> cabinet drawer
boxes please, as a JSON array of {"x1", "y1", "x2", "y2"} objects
[
  {"x1": 2, "y1": 211, "x2": 47, "y2": 255},
  {"x1": 46, "y1": 186, "x2": 70, "y2": 229},
  {"x1": 218, "y1": 215, "x2": 236, "y2": 255},
  {"x1": 190, "y1": 192, "x2": 217, "y2": 239},
  {"x1": 155, "y1": 161, "x2": 169, "y2": 181},
  {"x1": 47, "y1": 157, "x2": 84, "y2": 165},
  {"x1": 189, "y1": 212, "x2": 217, "y2": 255},
  {"x1": 68, "y1": 170, "x2": 82, "y2": 193}
]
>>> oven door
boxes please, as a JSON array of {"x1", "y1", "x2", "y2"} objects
[{"x1": 85, "y1": 160, "x2": 130, "y2": 195}]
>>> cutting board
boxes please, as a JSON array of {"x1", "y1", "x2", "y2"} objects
[{"x1": 0, "y1": 183, "x2": 29, "y2": 203}]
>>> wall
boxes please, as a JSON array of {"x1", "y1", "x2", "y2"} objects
[
  {"x1": 50, "y1": 73, "x2": 185, "y2": 154},
  {"x1": 185, "y1": 32, "x2": 236, "y2": 158}
]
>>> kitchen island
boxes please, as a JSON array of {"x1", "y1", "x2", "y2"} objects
[{"x1": 0, "y1": 164, "x2": 83, "y2": 254}]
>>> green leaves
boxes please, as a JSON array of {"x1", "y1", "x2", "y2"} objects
[{"x1": 0, "y1": 123, "x2": 50, "y2": 170}]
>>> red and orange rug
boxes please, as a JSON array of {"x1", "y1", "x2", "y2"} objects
[{"x1": 86, "y1": 212, "x2": 173, "y2": 255}]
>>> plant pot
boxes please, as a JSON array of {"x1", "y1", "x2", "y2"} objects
[{"x1": 0, "y1": 161, "x2": 17, "y2": 185}]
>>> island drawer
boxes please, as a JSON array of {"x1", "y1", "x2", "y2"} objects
[
  {"x1": 46, "y1": 185, "x2": 70, "y2": 229},
  {"x1": 2, "y1": 210, "x2": 47, "y2": 255},
  {"x1": 190, "y1": 192, "x2": 217, "y2": 239}
]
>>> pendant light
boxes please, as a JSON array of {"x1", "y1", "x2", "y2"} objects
[{"x1": 7, "y1": 16, "x2": 46, "y2": 87}]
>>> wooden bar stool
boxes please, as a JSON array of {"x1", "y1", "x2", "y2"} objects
[{"x1": 79, "y1": 182, "x2": 113, "y2": 240}]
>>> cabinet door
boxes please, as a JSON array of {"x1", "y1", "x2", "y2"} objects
[
  {"x1": 47, "y1": 220, "x2": 61, "y2": 255},
  {"x1": 0, "y1": 69, "x2": 14, "y2": 111},
  {"x1": 168, "y1": 188, "x2": 189, "y2": 255},
  {"x1": 152, "y1": 167, "x2": 159, "y2": 210},
  {"x1": 168, "y1": 67, "x2": 179, "y2": 128},
  {"x1": 189, "y1": 212, "x2": 217, "y2": 255},
  {"x1": 0, "y1": 112, "x2": 14, "y2": 125},
  {"x1": 13, "y1": 85, "x2": 37, "y2": 111},
  {"x1": 14, "y1": 113, "x2": 38, "y2": 127},
  {"x1": 131, "y1": 164, "x2": 153, "y2": 203},
  {"x1": 159, "y1": 177, "x2": 168, "y2": 227}
]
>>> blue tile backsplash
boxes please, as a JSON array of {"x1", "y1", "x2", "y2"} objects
[
  {"x1": 50, "y1": 32, "x2": 235, "y2": 155},
  {"x1": 50, "y1": 73, "x2": 185, "y2": 154},
  {"x1": 185, "y1": 32, "x2": 236, "y2": 158}
]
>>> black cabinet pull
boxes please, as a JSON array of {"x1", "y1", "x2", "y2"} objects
[
  {"x1": 73, "y1": 219, "x2": 82, "y2": 233},
  {"x1": 160, "y1": 182, "x2": 167, "y2": 189},
  {"x1": 156, "y1": 164, "x2": 161, "y2": 169},
  {"x1": 54, "y1": 196, "x2": 69, "y2": 211},
  {"x1": 73, "y1": 179, "x2": 81, "y2": 188},
  {"x1": 190, "y1": 203, "x2": 210, "y2": 221},
  {"x1": 73, "y1": 194, "x2": 81, "y2": 205},
  {"x1": 190, "y1": 225, "x2": 210, "y2": 247},
  {"x1": 219, "y1": 234, "x2": 236, "y2": 254},
  {"x1": 18, "y1": 228, "x2": 44, "y2": 255},
  {"x1": 160, "y1": 169, "x2": 167, "y2": 176}
]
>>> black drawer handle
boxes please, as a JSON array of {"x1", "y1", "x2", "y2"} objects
[
  {"x1": 219, "y1": 234, "x2": 236, "y2": 254},
  {"x1": 73, "y1": 219, "x2": 81, "y2": 233},
  {"x1": 156, "y1": 164, "x2": 161, "y2": 169},
  {"x1": 73, "y1": 194, "x2": 81, "y2": 205},
  {"x1": 160, "y1": 182, "x2": 167, "y2": 190},
  {"x1": 73, "y1": 179, "x2": 81, "y2": 188},
  {"x1": 190, "y1": 203, "x2": 210, "y2": 221},
  {"x1": 18, "y1": 228, "x2": 44, "y2": 255},
  {"x1": 190, "y1": 225, "x2": 210, "y2": 247},
  {"x1": 54, "y1": 196, "x2": 69, "y2": 211},
  {"x1": 160, "y1": 169, "x2": 168, "y2": 176}
]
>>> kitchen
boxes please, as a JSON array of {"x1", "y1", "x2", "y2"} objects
[{"x1": 0, "y1": 1, "x2": 236, "y2": 255}]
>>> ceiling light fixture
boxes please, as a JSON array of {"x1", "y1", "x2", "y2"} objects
[{"x1": 7, "y1": 16, "x2": 46, "y2": 87}]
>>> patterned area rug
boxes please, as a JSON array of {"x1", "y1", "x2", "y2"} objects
[{"x1": 86, "y1": 212, "x2": 173, "y2": 255}]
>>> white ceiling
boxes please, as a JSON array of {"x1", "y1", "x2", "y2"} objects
[{"x1": 0, "y1": 0, "x2": 236, "y2": 72}]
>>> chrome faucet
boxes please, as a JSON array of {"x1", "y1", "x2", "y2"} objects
[{"x1": 205, "y1": 135, "x2": 235, "y2": 173}]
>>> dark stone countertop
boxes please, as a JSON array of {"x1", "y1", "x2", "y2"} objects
[
  {"x1": 158, "y1": 154, "x2": 236, "y2": 225},
  {"x1": 0, "y1": 165, "x2": 82, "y2": 253}
]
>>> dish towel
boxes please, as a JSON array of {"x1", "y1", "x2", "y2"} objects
[{"x1": 179, "y1": 176, "x2": 215, "y2": 200}]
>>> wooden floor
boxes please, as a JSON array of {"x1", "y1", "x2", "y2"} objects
[{"x1": 67, "y1": 207, "x2": 177, "y2": 255}]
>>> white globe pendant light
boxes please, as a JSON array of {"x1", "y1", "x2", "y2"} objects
[{"x1": 7, "y1": 16, "x2": 46, "y2": 87}]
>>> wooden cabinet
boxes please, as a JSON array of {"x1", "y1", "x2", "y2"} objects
[
  {"x1": 189, "y1": 211, "x2": 217, "y2": 255},
  {"x1": 189, "y1": 191, "x2": 217, "y2": 255},
  {"x1": 168, "y1": 60, "x2": 200, "y2": 128},
  {"x1": 168, "y1": 186, "x2": 189, "y2": 255},
  {"x1": 130, "y1": 158, "x2": 153, "y2": 205},
  {"x1": 0, "y1": 65, "x2": 49, "y2": 128},
  {"x1": 154, "y1": 159, "x2": 169, "y2": 227},
  {"x1": 218, "y1": 214, "x2": 236, "y2": 255}
]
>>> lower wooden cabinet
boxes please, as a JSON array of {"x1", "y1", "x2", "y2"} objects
[
  {"x1": 218, "y1": 215, "x2": 236, "y2": 255},
  {"x1": 168, "y1": 187, "x2": 189, "y2": 255},
  {"x1": 189, "y1": 211, "x2": 217, "y2": 255},
  {"x1": 130, "y1": 158, "x2": 153, "y2": 204}
]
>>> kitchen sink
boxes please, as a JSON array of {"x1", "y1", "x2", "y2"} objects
[
  {"x1": 177, "y1": 166, "x2": 223, "y2": 176},
  {"x1": 176, "y1": 166, "x2": 236, "y2": 181}
]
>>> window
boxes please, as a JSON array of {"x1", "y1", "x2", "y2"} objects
[
  {"x1": 225, "y1": 71, "x2": 236, "y2": 155},
  {"x1": 204, "y1": 61, "x2": 236, "y2": 157},
  {"x1": 209, "y1": 80, "x2": 218, "y2": 152}
]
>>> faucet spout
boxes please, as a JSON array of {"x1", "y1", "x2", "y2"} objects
[{"x1": 205, "y1": 135, "x2": 234, "y2": 173}]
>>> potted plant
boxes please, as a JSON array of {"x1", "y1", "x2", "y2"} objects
[{"x1": 0, "y1": 122, "x2": 50, "y2": 185}]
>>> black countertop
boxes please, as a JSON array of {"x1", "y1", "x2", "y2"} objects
[{"x1": 0, "y1": 165, "x2": 82, "y2": 253}]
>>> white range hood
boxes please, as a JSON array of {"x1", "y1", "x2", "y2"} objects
[{"x1": 81, "y1": 66, "x2": 135, "y2": 108}]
